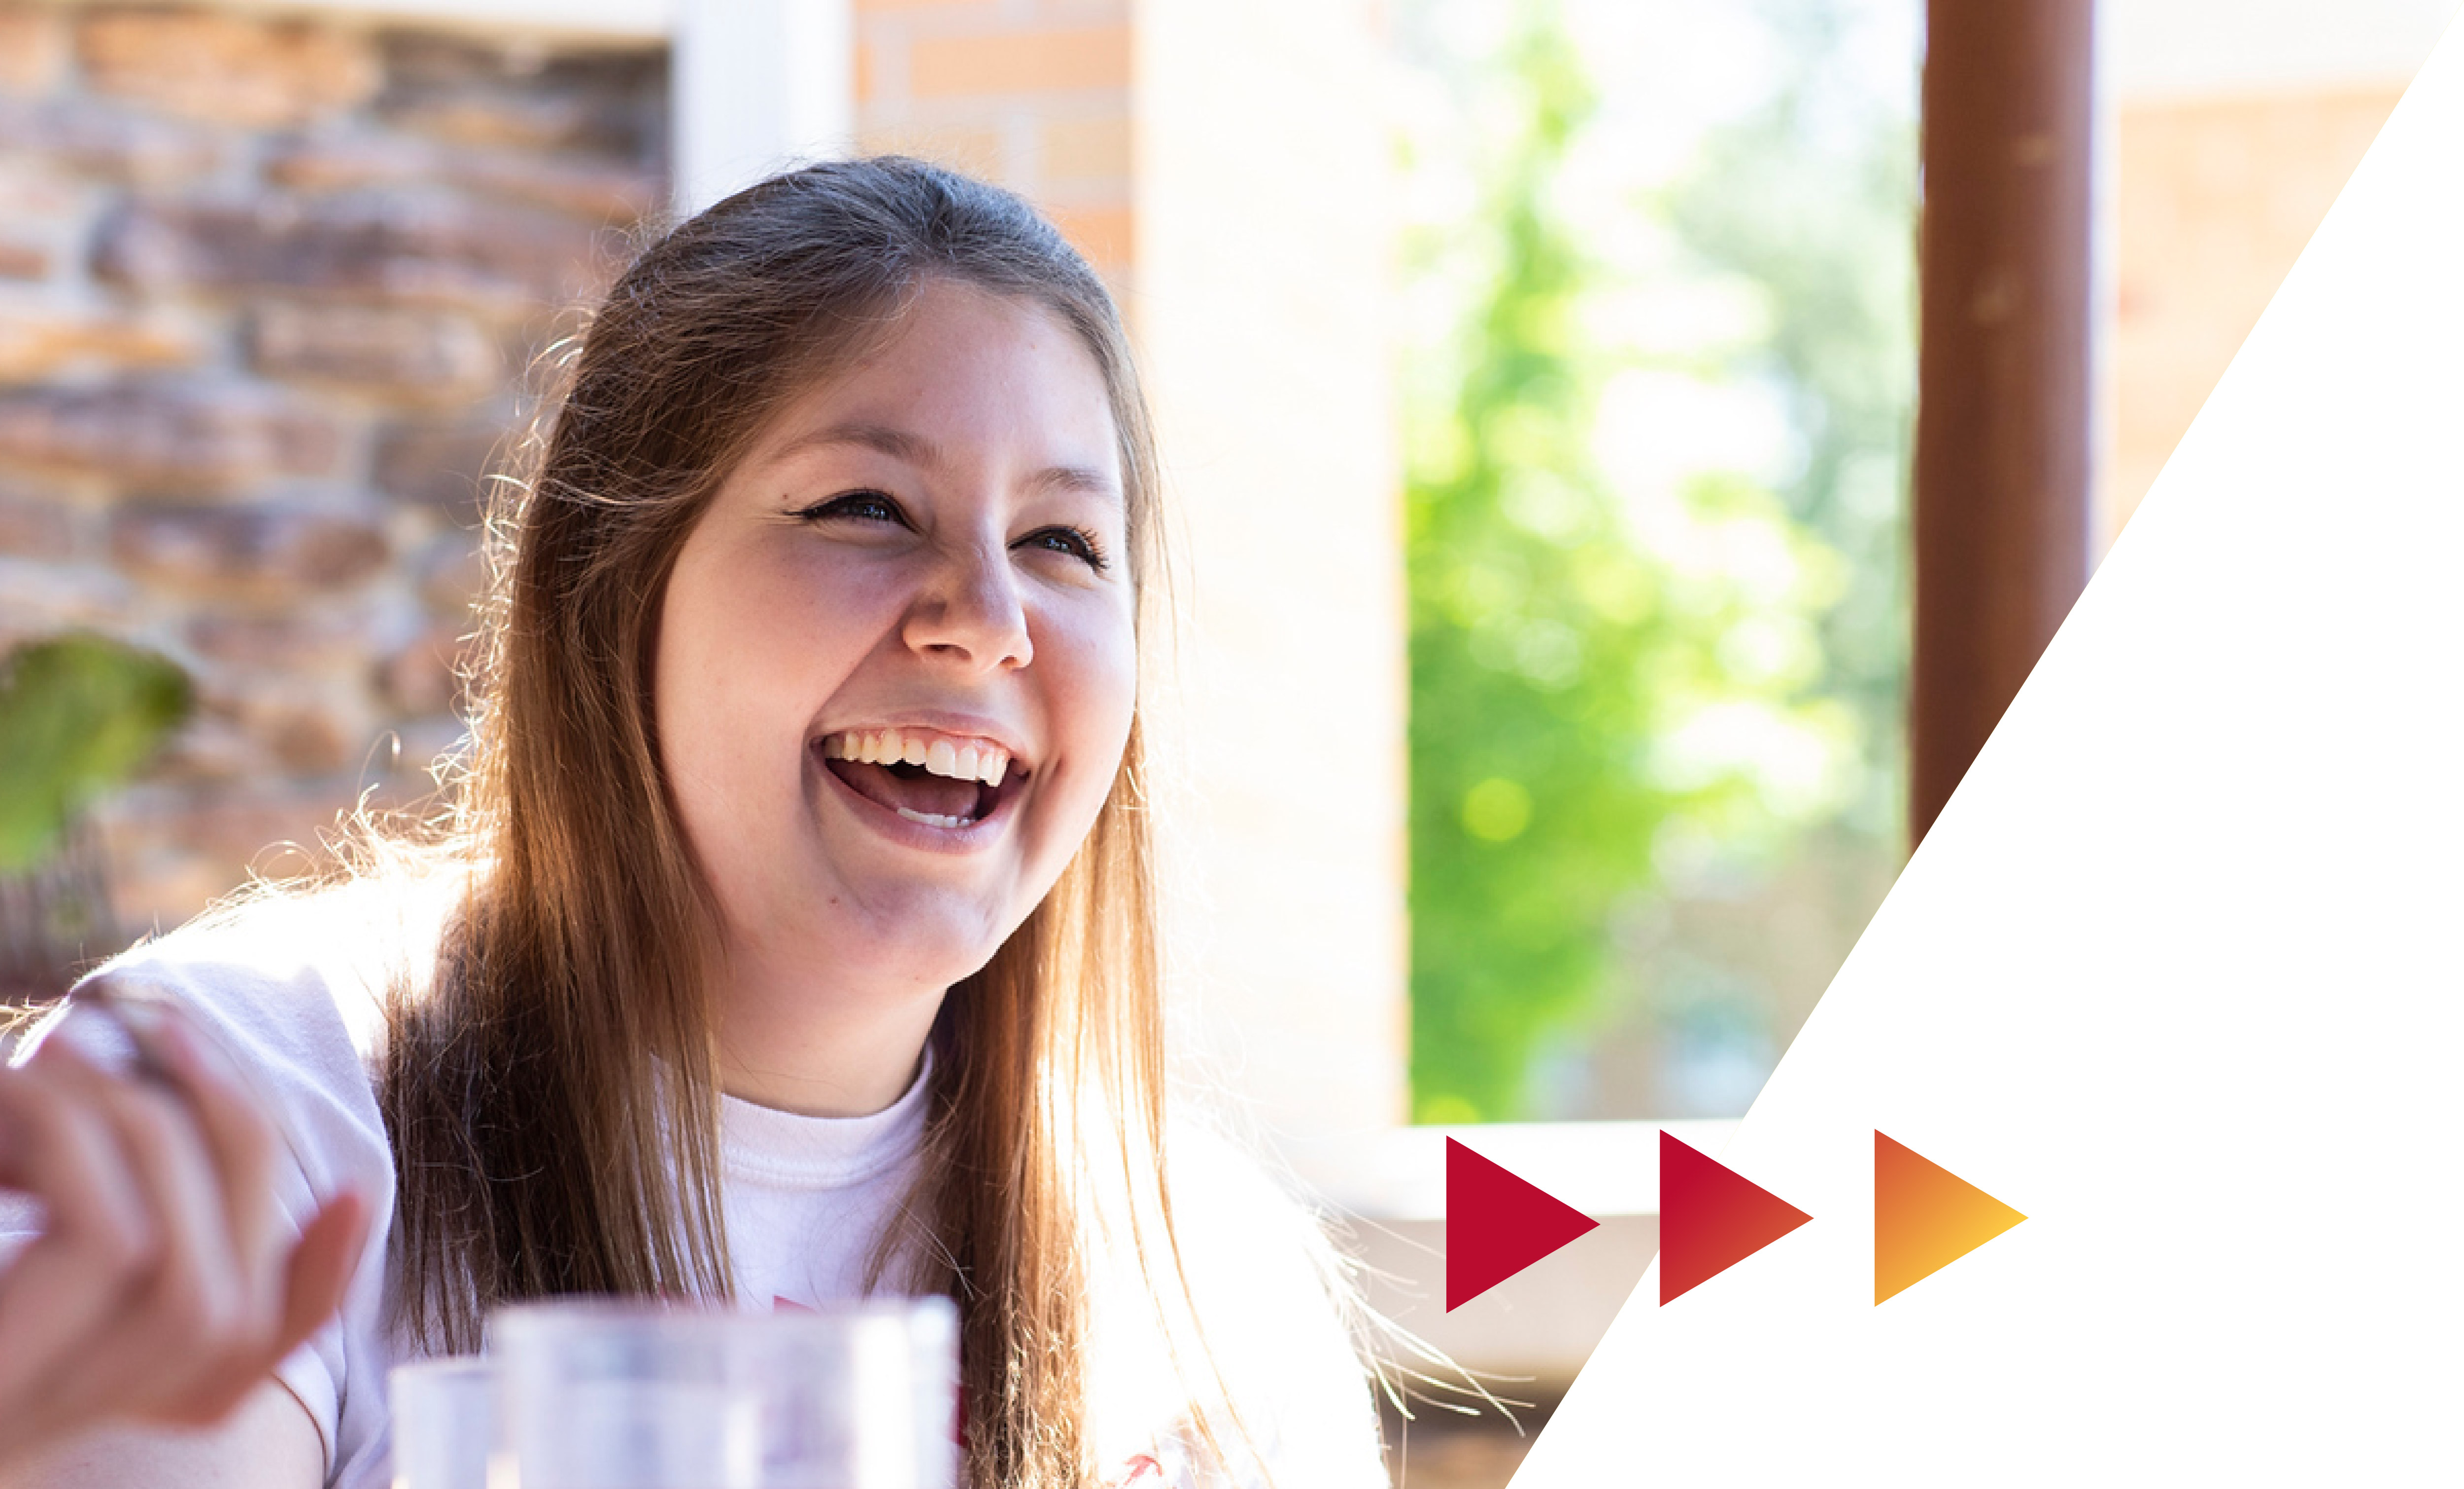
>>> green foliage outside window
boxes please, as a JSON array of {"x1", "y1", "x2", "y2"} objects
[
  {"x1": 1403, "y1": 0, "x2": 1914, "y2": 1122},
  {"x1": 1664, "y1": 2, "x2": 1917, "y2": 844}
]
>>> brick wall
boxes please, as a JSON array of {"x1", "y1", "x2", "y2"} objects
[
  {"x1": 851, "y1": 0, "x2": 1132, "y2": 288},
  {"x1": 0, "y1": 2, "x2": 664, "y2": 945},
  {"x1": 2103, "y1": 86, "x2": 2404, "y2": 548}
]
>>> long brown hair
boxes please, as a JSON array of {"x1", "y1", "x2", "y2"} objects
[{"x1": 376, "y1": 158, "x2": 1209, "y2": 1487}]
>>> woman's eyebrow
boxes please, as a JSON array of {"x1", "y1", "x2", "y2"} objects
[
  {"x1": 775, "y1": 420, "x2": 941, "y2": 468},
  {"x1": 1027, "y1": 463, "x2": 1123, "y2": 505},
  {"x1": 776, "y1": 420, "x2": 1123, "y2": 505}
]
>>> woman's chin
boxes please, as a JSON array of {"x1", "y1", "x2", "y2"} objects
[{"x1": 797, "y1": 881, "x2": 1021, "y2": 990}]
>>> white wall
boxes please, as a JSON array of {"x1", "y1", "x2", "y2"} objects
[
  {"x1": 1136, "y1": 0, "x2": 1411, "y2": 1142},
  {"x1": 672, "y1": 0, "x2": 854, "y2": 213}
]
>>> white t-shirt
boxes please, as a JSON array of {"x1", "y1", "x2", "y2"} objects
[
  {"x1": 718, "y1": 1056, "x2": 933, "y2": 1316},
  {"x1": 0, "y1": 875, "x2": 1386, "y2": 1488}
]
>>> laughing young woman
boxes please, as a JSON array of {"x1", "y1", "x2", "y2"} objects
[{"x1": 0, "y1": 159, "x2": 1386, "y2": 1488}]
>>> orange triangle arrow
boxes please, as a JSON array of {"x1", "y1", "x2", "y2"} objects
[{"x1": 1873, "y1": 1131, "x2": 2026, "y2": 1303}]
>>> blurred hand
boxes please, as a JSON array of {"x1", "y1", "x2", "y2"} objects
[{"x1": 0, "y1": 1003, "x2": 367, "y2": 1470}]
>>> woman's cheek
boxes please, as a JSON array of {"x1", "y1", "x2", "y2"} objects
[
  {"x1": 1049, "y1": 600, "x2": 1138, "y2": 751},
  {"x1": 1028, "y1": 598, "x2": 1136, "y2": 841}
]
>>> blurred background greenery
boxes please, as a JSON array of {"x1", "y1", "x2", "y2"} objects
[
  {"x1": 0, "y1": 633, "x2": 194, "y2": 1002},
  {"x1": 1399, "y1": 0, "x2": 1918, "y2": 1123}
]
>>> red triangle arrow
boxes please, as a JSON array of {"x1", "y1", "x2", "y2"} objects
[
  {"x1": 1445, "y1": 1138, "x2": 1600, "y2": 1310},
  {"x1": 1659, "y1": 1131, "x2": 1813, "y2": 1303}
]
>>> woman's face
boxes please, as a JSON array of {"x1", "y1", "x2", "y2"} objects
[{"x1": 653, "y1": 278, "x2": 1136, "y2": 1008}]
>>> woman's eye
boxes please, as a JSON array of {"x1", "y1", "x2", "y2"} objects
[
  {"x1": 1017, "y1": 526, "x2": 1110, "y2": 572},
  {"x1": 797, "y1": 491, "x2": 908, "y2": 526}
]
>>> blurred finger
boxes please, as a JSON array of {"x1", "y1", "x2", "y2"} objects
[
  {"x1": 32, "y1": 1061, "x2": 250, "y2": 1420},
  {"x1": 274, "y1": 1188, "x2": 368, "y2": 1356},
  {"x1": 138, "y1": 1011, "x2": 286, "y2": 1279},
  {"x1": 159, "y1": 1187, "x2": 370, "y2": 1426},
  {"x1": 0, "y1": 1055, "x2": 156, "y2": 1260},
  {"x1": 106, "y1": 1075, "x2": 249, "y2": 1327},
  {"x1": 0, "y1": 1062, "x2": 162, "y2": 1420}
]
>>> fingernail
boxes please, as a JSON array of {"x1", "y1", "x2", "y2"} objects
[
  {"x1": 107, "y1": 993, "x2": 170, "y2": 1043},
  {"x1": 107, "y1": 997, "x2": 194, "y2": 1088},
  {"x1": 133, "y1": 1009, "x2": 188, "y2": 1070}
]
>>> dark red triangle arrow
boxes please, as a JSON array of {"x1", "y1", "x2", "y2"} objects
[
  {"x1": 1659, "y1": 1131, "x2": 1813, "y2": 1303},
  {"x1": 1444, "y1": 1138, "x2": 1600, "y2": 1310}
]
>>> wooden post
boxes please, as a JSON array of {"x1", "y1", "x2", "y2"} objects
[{"x1": 1910, "y1": 0, "x2": 2096, "y2": 844}]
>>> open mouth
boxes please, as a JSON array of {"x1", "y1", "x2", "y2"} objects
[{"x1": 815, "y1": 727, "x2": 1026, "y2": 830}]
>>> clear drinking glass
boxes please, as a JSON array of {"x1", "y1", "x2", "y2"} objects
[
  {"x1": 494, "y1": 1297, "x2": 960, "y2": 1489},
  {"x1": 389, "y1": 1356, "x2": 505, "y2": 1489}
]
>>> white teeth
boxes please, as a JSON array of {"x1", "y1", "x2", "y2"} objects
[
  {"x1": 895, "y1": 807, "x2": 971, "y2": 829},
  {"x1": 821, "y1": 729, "x2": 1016, "y2": 786}
]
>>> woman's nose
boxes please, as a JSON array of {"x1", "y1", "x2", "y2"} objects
[{"x1": 901, "y1": 544, "x2": 1033, "y2": 671}]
